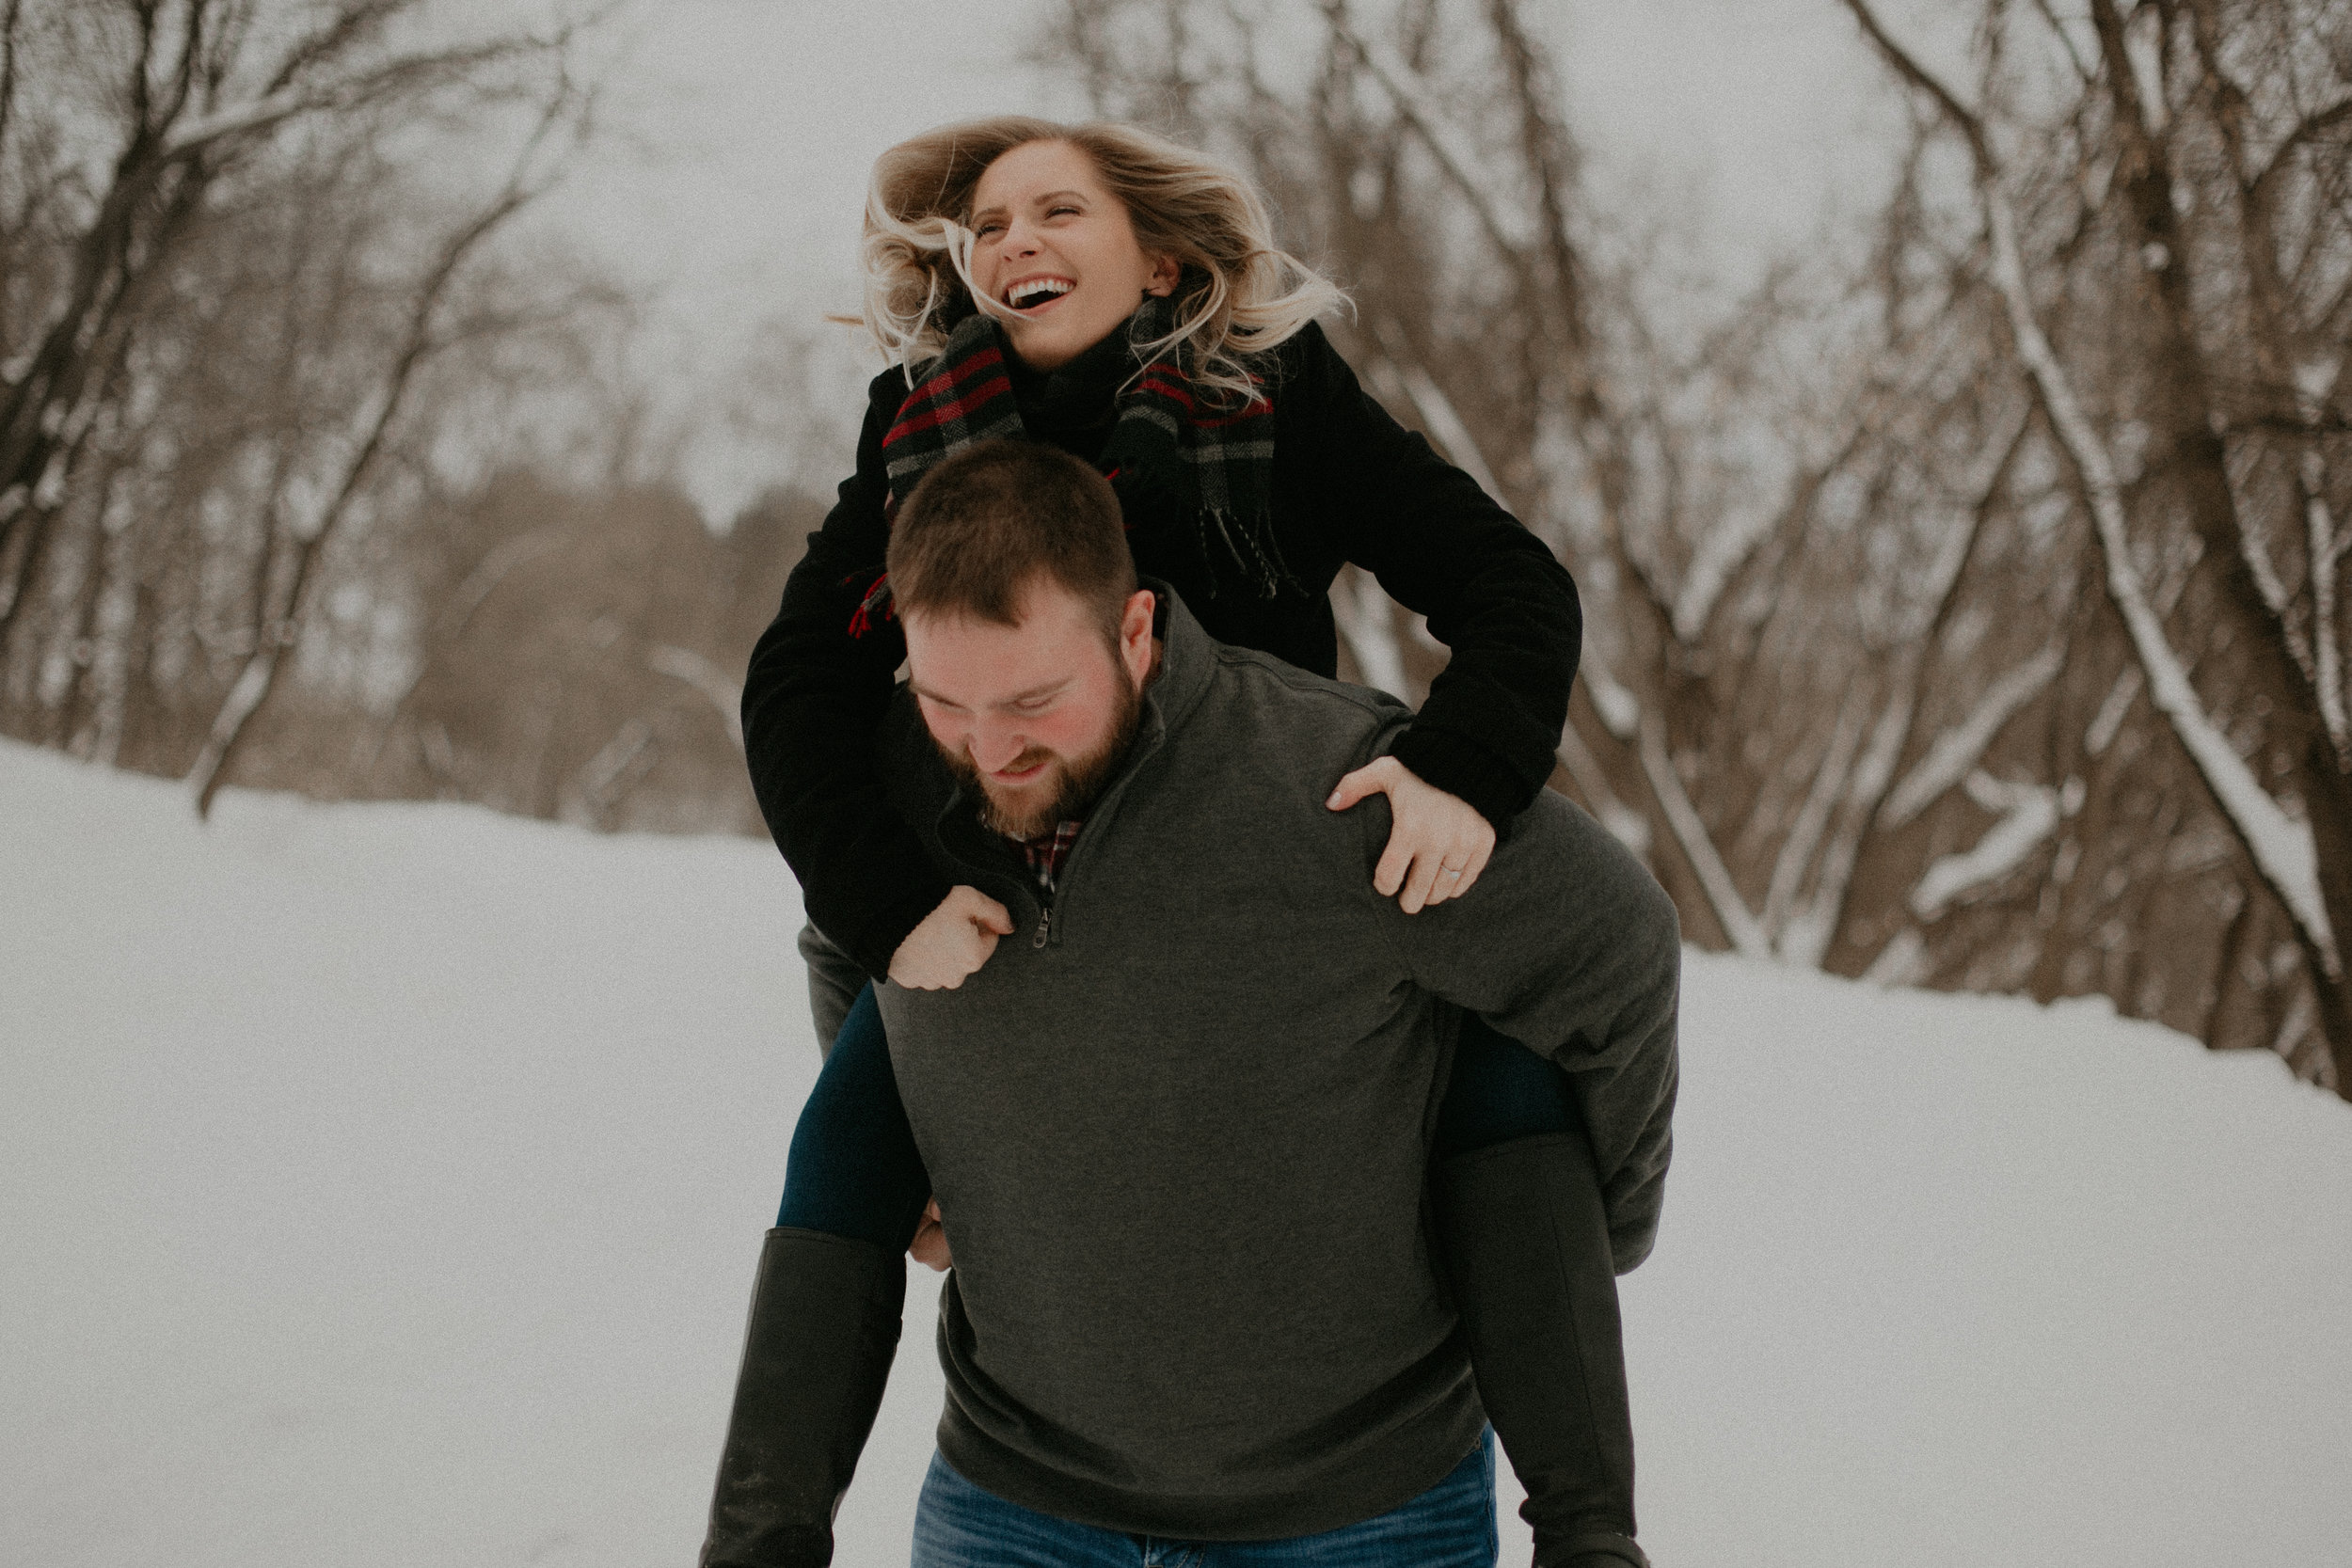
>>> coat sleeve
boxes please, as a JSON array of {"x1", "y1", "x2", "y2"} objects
[
  {"x1": 1277, "y1": 323, "x2": 1581, "y2": 826},
  {"x1": 740, "y1": 367, "x2": 955, "y2": 981},
  {"x1": 796, "y1": 921, "x2": 870, "y2": 1056},
  {"x1": 1362, "y1": 746, "x2": 1681, "y2": 1274}
]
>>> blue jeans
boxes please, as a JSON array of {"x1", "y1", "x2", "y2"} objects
[{"x1": 909, "y1": 1430, "x2": 1499, "y2": 1567}]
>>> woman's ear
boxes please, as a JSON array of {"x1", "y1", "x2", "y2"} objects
[{"x1": 1143, "y1": 253, "x2": 1181, "y2": 298}]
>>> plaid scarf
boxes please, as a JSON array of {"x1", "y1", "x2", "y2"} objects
[{"x1": 876, "y1": 293, "x2": 1293, "y2": 605}]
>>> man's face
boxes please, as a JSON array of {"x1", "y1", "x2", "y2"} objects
[{"x1": 905, "y1": 578, "x2": 1157, "y2": 840}]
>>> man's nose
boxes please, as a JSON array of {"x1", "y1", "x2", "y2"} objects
[{"x1": 970, "y1": 726, "x2": 1028, "y2": 772}]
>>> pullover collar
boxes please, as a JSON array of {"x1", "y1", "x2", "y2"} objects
[{"x1": 1131, "y1": 578, "x2": 1217, "y2": 746}]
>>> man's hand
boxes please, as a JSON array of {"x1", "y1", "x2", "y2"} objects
[
  {"x1": 910, "y1": 1197, "x2": 952, "y2": 1271},
  {"x1": 1327, "y1": 756, "x2": 1496, "y2": 913},
  {"x1": 887, "y1": 886, "x2": 1014, "y2": 989}
]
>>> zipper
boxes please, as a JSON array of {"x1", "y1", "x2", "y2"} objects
[{"x1": 1033, "y1": 904, "x2": 1053, "y2": 949}]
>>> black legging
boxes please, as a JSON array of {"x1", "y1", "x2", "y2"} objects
[{"x1": 775, "y1": 982, "x2": 1579, "y2": 1248}]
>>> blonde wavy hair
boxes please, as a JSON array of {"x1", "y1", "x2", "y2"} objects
[{"x1": 856, "y1": 117, "x2": 1347, "y2": 405}]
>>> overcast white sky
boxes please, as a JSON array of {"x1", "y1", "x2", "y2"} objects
[{"x1": 500, "y1": 0, "x2": 1946, "y2": 516}]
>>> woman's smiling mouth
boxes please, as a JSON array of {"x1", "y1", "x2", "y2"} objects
[{"x1": 1004, "y1": 276, "x2": 1075, "y2": 311}]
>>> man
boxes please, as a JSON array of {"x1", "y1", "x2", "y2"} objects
[{"x1": 784, "y1": 438, "x2": 1677, "y2": 1564}]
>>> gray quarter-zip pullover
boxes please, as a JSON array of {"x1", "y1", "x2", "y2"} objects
[{"x1": 869, "y1": 585, "x2": 1679, "y2": 1540}]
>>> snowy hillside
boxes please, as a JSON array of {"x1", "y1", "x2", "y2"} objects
[{"x1": 4, "y1": 738, "x2": 2348, "y2": 1568}]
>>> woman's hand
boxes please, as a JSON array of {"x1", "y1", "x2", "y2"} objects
[
  {"x1": 911, "y1": 1197, "x2": 952, "y2": 1272},
  {"x1": 1326, "y1": 756, "x2": 1496, "y2": 912},
  {"x1": 888, "y1": 886, "x2": 1014, "y2": 990}
]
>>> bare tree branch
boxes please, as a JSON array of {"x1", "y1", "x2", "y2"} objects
[
  {"x1": 649, "y1": 643, "x2": 743, "y2": 749},
  {"x1": 2027, "y1": 0, "x2": 2097, "y2": 84},
  {"x1": 1839, "y1": 0, "x2": 1993, "y2": 163},
  {"x1": 1315, "y1": 0, "x2": 1534, "y2": 264},
  {"x1": 1332, "y1": 564, "x2": 1408, "y2": 699},
  {"x1": 1845, "y1": 0, "x2": 2339, "y2": 975},
  {"x1": 1883, "y1": 643, "x2": 2064, "y2": 827},
  {"x1": 0, "y1": 0, "x2": 25, "y2": 171},
  {"x1": 1365, "y1": 332, "x2": 1505, "y2": 499},
  {"x1": 1762, "y1": 681, "x2": 1870, "y2": 941},
  {"x1": 1554, "y1": 714, "x2": 1649, "y2": 855},
  {"x1": 2250, "y1": 95, "x2": 2352, "y2": 210},
  {"x1": 1640, "y1": 712, "x2": 1771, "y2": 958},
  {"x1": 1911, "y1": 770, "x2": 2062, "y2": 918},
  {"x1": 190, "y1": 76, "x2": 587, "y2": 816},
  {"x1": 164, "y1": 35, "x2": 545, "y2": 160}
]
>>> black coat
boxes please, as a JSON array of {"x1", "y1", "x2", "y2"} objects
[{"x1": 740, "y1": 319, "x2": 1581, "y2": 979}]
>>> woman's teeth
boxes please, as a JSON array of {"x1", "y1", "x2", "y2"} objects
[{"x1": 1006, "y1": 277, "x2": 1073, "y2": 309}]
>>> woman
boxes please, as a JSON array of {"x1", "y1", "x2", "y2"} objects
[{"x1": 707, "y1": 118, "x2": 1646, "y2": 1568}]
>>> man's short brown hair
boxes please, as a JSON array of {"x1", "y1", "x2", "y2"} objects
[{"x1": 886, "y1": 440, "x2": 1136, "y2": 642}]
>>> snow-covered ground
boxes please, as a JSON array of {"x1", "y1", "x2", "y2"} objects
[{"x1": 4, "y1": 737, "x2": 2348, "y2": 1568}]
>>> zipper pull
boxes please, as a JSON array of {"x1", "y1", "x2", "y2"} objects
[{"x1": 1033, "y1": 905, "x2": 1052, "y2": 949}]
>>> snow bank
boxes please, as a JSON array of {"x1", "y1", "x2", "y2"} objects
[{"x1": 3, "y1": 739, "x2": 2346, "y2": 1567}]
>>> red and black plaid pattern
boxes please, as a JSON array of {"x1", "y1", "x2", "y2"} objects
[
  {"x1": 880, "y1": 329, "x2": 1027, "y2": 498},
  {"x1": 1020, "y1": 819, "x2": 1083, "y2": 895},
  {"x1": 874, "y1": 295, "x2": 1294, "y2": 601}
]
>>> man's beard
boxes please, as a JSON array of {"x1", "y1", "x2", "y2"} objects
[{"x1": 942, "y1": 669, "x2": 1145, "y2": 841}]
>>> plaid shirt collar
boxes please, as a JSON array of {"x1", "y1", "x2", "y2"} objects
[{"x1": 1019, "y1": 820, "x2": 1084, "y2": 895}]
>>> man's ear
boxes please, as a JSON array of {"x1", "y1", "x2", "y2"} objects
[{"x1": 1120, "y1": 589, "x2": 1156, "y2": 679}]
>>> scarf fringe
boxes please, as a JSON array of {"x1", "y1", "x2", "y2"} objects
[
  {"x1": 846, "y1": 570, "x2": 895, "y2": 639},
  {"x1": 1200, "y1": 508, "x2": 1303, "y2": 599}
]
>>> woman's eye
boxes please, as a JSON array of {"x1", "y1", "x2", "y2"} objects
[{"x1": 1047, "y1": 205, "x2": 1079, "y2": 218}]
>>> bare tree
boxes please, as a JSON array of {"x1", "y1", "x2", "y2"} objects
[
  {"x1": 0, "y1": 1, "x2": 618, "y2": 806},
  {"x1": 0, "y1": 3, "x2": 556, "y2": 620},
  {"x1": 1843, "y1": 0, "x2": 2351, "y2": 1086},
  {"x1": 184, "y1": 75, "x2": 593, "y2": 816}
]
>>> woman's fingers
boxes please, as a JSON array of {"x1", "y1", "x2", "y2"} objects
[
  {"x1": 1334, "y1": 755, "x2": 1497, "y2": 911},
  {"x1": 1419, "y1": 855, "x2": 1470, "y2": 909},
  {"x1": 1423, "y1": 841, "x2": 1490, "y2": 906},
  {"x1": 1326, "y1": 756, "x2": 1400, "y2": 814},
  {"x1": 1397, "y1": 833, "x2": 1478, "y2": 911},
  {"x1": 1391, "y1": 814, "x2": 1495, "y2": 912},
  {"x1": 1397, "y1": 845, "x2": 1448, "y2": 913},
  {"x1": 890, "y1": 886, "x2": 1013, "y2": 989},
  {"x1": 910, "y1": 1197, "x2": 952, "y2": 1272},
  {"x1": 951, "y1": 885, "x2": 1015, "y2": 935}
]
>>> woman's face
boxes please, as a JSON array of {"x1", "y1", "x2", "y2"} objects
[{"x1": 967, "y1": 139, "x2": 1178, "y2": 372}]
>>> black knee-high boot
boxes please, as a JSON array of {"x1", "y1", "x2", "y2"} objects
[
  {"x1": 1434, "y1": 1132, "x2": 1647, "y2": 1568},
  {"x1": 700, "y1": 1227, "x2": 905, "y2": 1568}
]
